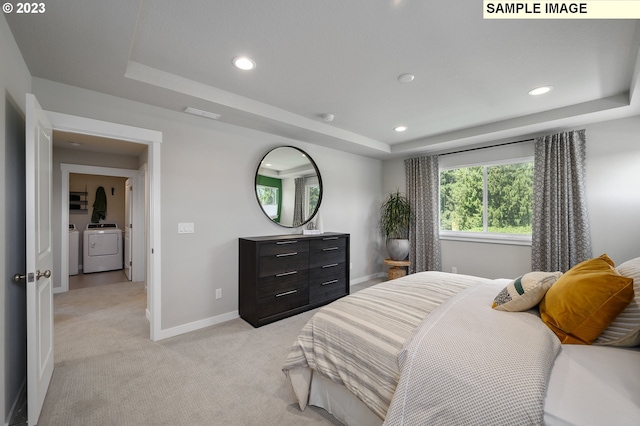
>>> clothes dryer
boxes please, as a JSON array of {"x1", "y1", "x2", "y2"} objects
[{"x1": 83, "y1": 223, "x2": 123, "y2": 273}]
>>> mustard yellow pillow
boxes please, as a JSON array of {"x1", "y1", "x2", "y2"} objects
[{"x1": 539, "y1": 254, "x2": 635, "y2": 344}]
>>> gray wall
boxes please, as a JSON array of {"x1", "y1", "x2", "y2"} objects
[
  {"x1": 33, "y1": 77, "x2": 384, "y2": 332},
  {"x1": 585, "y1": 116, "x2": 640, "y2": 263},
  {"x1": 382, "y1": 115, "x2": 640, "y2": 278},
  {"x1": 1, "y1": 14, "x2": 32, "y2": 425}
]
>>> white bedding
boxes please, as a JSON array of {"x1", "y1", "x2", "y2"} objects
[
  {"x1": 282, "y1": 271, "x2": 488, "y2": 418},
  {"x1": 384, "y1": 280, "x2": 561, "y2": 425},
  {"x1": 544, "y1": 345, "x2": 640, "y2": 426},
  {"x1": 284, "y1": 272, "x2": 640, "y2": 425},
  {"x1": 309, "y1": 345, "x2": 640, "y2": 426}
]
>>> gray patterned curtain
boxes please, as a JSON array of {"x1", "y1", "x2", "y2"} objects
[
  {"x1": 405, "y1": 155, "x2": 441, "y2": 273},
  {"x1": 532, "y1": 129, "x2": 592, "y2": 272},
  {"x1": 292, "y1": 177, "x2": 305, "y2": 226}
]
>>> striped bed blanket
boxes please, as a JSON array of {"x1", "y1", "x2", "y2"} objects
[{"x1": 282, "y1": 271, "x2": 490, "y2": 419}]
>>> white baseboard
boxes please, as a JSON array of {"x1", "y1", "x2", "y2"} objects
[
  {"x1": 151, "y1": 274, "x2": 384, "y2": 341},
  {"x1": 156, "y1": 310, "x2": 239, "y2": 340},
  {"x1": 350, "y1": 272, "x2": 385, "y2": 286}
]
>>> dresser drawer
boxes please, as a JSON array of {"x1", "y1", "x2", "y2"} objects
[
  {"x1": 309, "y1": 246, "x2": 346, "y2": 269},
  {"x1": 259, "y1": 240, "x2": 309, "y2": 257},
  {"x1": 258, "y1": 284, "x2": 309, "y2": 319},
  {"x1": 258, "y1": 251, "x2": 309, "y2": 278},
  {"x1": 309, "y1": 263, "x2": 347, "y2": 303},
  {"x1": 310, "y1": 236, "x2": 347, "y2": 251},
  {"x1": 258, "y1": 270, "x2": 309, "y2": 299}
]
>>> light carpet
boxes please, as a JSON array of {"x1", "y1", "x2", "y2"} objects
[{"x1": 39, "y1": 280, "x2": 376, "y2": 425}]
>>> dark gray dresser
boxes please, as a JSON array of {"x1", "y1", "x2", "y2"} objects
[{"x1": 239, "y1": 232, "x2": 350, "y2": 327}]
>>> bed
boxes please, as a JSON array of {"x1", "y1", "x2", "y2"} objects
[{"x1": 282, "y1": 256, "x2": 640, "y2": 426}]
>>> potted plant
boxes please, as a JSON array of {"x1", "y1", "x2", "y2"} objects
[{"x1": 380, "y1": 190, "x2": 411, "y2": 261}]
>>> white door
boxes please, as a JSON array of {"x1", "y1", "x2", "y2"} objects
[
  {"x1": 25, "y1": 94, "x2": 54, "y2": 425},
  {"x1": 124, "y1": 178, "x2": 133, "y2": 280}
]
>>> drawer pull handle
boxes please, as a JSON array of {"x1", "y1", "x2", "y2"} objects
[
  {"x1": 276, "y1": 271, "x2": 297, "y2": 277},
  {"x1": 322, "y1": 247, "x2": 339, "y2": 251},
  {"x1": 276, "y1": 289, "x2": 297, "y2": 297},
  {"x1": 323, "y1": 237, "x2": 339, "y2": 240},
  {"x1": 322, "y1": 263, "x2": 339, "y2": 268},
  {"x1": 276, "y1": 252, "x2": 298, "y2": 257},
  {"x1": 276, "y1": 240, "x2": 298, "y2": 245},
  {"x1": 322, "y1": 279, "x2": 339, "y2": 286}
]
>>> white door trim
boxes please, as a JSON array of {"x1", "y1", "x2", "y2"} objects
[
  {"x1": 133, "y1": 166, "x2": 146, "y2": 283},
  {"x1": 47, "y1": 111, "x2": 163, "y2": 341}
]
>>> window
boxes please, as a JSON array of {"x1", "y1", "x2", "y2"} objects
[
  {"x1": 257, "y1": 185, "x2": 279, "y2": 219},
  {"x1": 440, "y1": 158, "x2": 533, "y2": 242},
  {"x1": 256, "y1": 174, "x2": 283, "y2": 222},
  {"x1": 305, "y1": 183, "x2": 320, "y2": 218}
]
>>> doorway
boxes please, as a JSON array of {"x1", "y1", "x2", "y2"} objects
[
  {"x1": 46, "y1": 110, "x2": 162, "y2": 341},
  {"x1": 60, "y1": 167, "x2": 145, "y2": 292}
]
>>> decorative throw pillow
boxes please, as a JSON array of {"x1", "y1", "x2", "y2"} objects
[
  {"x1": 539, "y1": 254, "x2": 635, "y2": 345},
  {"x1": 595, "y1": 256, "x2": 640, "y2": 347},
  {"x1": 492, "y1": 271, "x2": 562, "y2": 312}
]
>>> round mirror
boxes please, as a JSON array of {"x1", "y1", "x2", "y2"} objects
[{"x1": 255, "y1": 146, "x2": 323, "y2": 228}]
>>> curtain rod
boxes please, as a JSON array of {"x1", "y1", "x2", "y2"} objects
[{"x1": 439, "y1": 138, "x2": 535, "y2": 156}]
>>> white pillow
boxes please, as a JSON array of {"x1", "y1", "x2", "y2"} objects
[
  {"x1": 492, "y1": 271, "x2": 562, "y2": 312},
  {"x1": 595, "y1": 256, "x2": 640, "y2": 347}
]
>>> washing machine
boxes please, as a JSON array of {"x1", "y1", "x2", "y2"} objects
[
  {"x1": 83, "y1": 223, "x2": 123, "y2": 273},
  {"x1": 69, "y1": 224, "x2": 79, "y2": 275}
]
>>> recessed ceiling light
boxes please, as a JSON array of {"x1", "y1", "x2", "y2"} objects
[
  {"x1": 233, "y1": 56, "x2": 256, "y2": 71},
  {"x1": 394, "y1": 126, "x2": 407, "y2": 132},
  {"x1": 528, "y1": 86, "x2": 553, "y2": 96},
  {"x1": 398, "y1": 73, "x2": 415, "y2": 83}
]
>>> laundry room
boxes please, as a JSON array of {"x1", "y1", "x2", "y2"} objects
[{"x1": 69, "y1": 173, "x2": 128, "y2": 289}]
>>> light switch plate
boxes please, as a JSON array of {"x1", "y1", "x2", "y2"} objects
[{"x1": 178, "y1": 223, "x2": 195, "y2": 234}]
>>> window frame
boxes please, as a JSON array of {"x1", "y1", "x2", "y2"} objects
[
  {"x1": 305, "y1": 182, "x2": 320, "y2": 218},
  {"x1": 256, "y1": 184, "x2": 280, "y2": 221},
  {"x1": 439, "y1": 156, "x2": 534, "y2": 246}
]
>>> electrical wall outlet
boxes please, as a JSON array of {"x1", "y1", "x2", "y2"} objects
[
  {"x1": 215, "y1": 288, "x2": 222, "y2": 299},
  {"x1": 452, "y1": 267, "x2": 458, "y2": 274}
]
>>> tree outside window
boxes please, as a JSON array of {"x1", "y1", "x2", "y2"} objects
[
  {"x1": 306, "y1": 184, "x2": 320, "y2": 218},
  {"x1": 440, "y1": 161, "x2": 533, "y2": 235},
  {"x1": 257, "y1": 185, "x2": 279, "y2": 220}
]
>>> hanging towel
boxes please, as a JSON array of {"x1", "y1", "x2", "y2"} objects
[{"x1": 91, "y1": 186, "x2": 107, "y2": 223}]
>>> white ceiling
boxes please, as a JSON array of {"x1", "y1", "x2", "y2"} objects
[
  {"x1": 6, "y1": 1, "x2": 640, "y2": 159},
  {"x1": 258, "y1": 146, "x2": 317, "y2": 179}
]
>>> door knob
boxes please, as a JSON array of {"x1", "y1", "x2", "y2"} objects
[
  {"x1": 13, "y1": 273, "x2": 26, "y2": 282},
  {"x1": 36, "y1": 269, "x2": 51, "y2": 280}
]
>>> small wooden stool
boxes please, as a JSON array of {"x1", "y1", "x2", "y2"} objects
[{"x1": 384, "y1": 259, "x2": 411, "y2": 280}]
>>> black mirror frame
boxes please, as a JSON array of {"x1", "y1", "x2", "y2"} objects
[{"x1": 254, "y1": 146, "x2": 323, "y2": 228}]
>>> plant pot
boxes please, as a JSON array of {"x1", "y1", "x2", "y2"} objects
[{"x1": 386, "y1": 239, "x2": 410, "y2": 261}]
